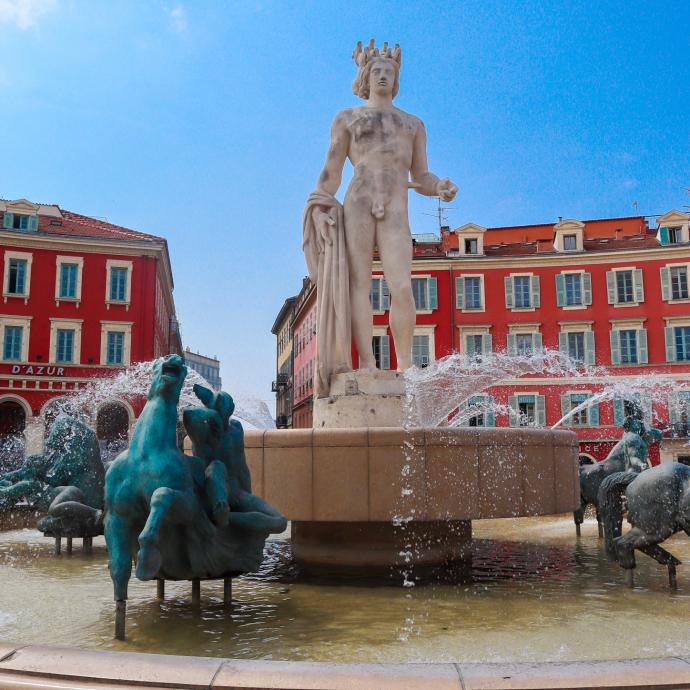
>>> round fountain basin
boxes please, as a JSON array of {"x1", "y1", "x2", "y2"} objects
[{"x1": 244, "y1": 427, "x2": 579, "y2": 570}]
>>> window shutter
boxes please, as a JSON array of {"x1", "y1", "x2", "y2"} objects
[
  {"x1": 28, "y1": 215, "x2": 38, "y2": 232},
  {"x1": 668, "y1": 393, "x2": 679, "y2": 426},
  {"x1": 3, "y1": 212, "x2": 13, "y2": 229},
  {"x1": 369, "y1": 279, "x2": 378, "y2": 309},
  {"x1": 382, "y1": 278, "x2": 390, "y2": 310},
  {"x1": 508, "y1": 395, "x2": 518, "y2": 427},
  {"x1": 659, "y1": 226, "x2": 669, "y2": 244},
  {"x1": 504, "y1": 276, "x2": 514, "y2": 308},
  {"x1": 428, "y1": 277, "x2": 438, "y2": 310},
  {"x1": 613, "y1": 399, "x2": 625, "y2": 427},
  {"x1": 455, "y1": 276, "x2": 464, "y2": 309},
  {"x1": 533, "y1": 332, "x2": 543, "y2": 351},
  {"x1": 606, "y1": 271, "x2": 616, "y2": 304},
  {"x1": 634, "y1": 269, "x2": 644, "y2": 303},
  {"x1": 637, "y1": 328, "x2": 648, "y2": 364},
  {"x1": 558, "y1": 331, "x2": 568, "y2": 353},
  {"x1": 584, "y1": 330, "x2": 595, "y2": 365},
  {"x1": 507, "y1": 333, "x2": 517, "y2": 355},
  {"x1": 560, "y1": 394, "x2": 570, "y2": 420},
  {"x1": 535, "y1": 395, "x2": 546, "y2": 426},
  {"x1": 458, "y1": 399, "x2": 469, "y2": 427},
  {"x1": 485, "y1": 395, "x2": 496, "y2": 427},
  {"x1": 555, "y1": 274, "x2": 566, "y2": 307},
  {"x1": 589, "y1": 400, "x2": 600, "y2": 426},
  {"x1": 610, "y1": 330, "x2": 621, "y2": 365},
  {"x1": 665, "y1": 326, "x2": 676, "y2": 362},
  {"x1": 482, "y1": 333, "x2": 493, "y2": 354},
  {"x1": 641, "y1": 394, "x2": 653, "y2": 425},
  {"x1": 531, "y1": 275, "x2": 541, "y2": 308},
  {"x1": 381, "y1": 335, "x2": 390, "y2": 370},
  {"x1": 660, "y1": 266, "x2": 671, "y2": 301},
  {"x1": 582, "y1": 272, "x2": 592, "y2": 305}
]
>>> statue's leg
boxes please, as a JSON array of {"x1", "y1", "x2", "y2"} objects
[
  {"x1": 49, "y1": 486, "x2": 102, "y2": 527},
  {"x1": 136, "y1": 487, "x2": 202, "y2": 580},
  {"x1": 615, "y1": 524, "x2": 674, "y2": 571},
  {"x1": 376, "y1": 208, "x2": 415, "y2": 371},
  {"x1": 205, "y1": 460, "x2": 229, "y2": 527},
  {"x1": 105, "y1": 510, "x2": 133, "y2": 601},
  {"x1": 229, "y1": 491, "x2": 288, "y2": 533},
  {"x1": 343, "y1": 198, "x2": 376, "y2": 369},
  {"x1": 0, "y1": 480, "x2": 46, "y2": 509}
]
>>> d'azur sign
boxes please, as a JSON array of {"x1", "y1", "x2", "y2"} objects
[{"x1": 11, "y1": 365, "x2": 66, "y2": 376}]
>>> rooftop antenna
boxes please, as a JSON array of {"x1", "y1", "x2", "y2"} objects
[
  {"x1": 632, "y1": 200, "x2": 639, "y2": 211},
  {"x1": 421, "y1": 196, "x2": 454, "y2": 232}
]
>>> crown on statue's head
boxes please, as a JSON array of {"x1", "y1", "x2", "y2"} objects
[{"x1": 352, "y1": 38, "x2": 402, "y2": 68}]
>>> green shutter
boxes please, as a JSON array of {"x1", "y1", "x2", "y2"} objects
[
  {"x1": 382, "y1": 279, "x2": 390, "y2": 310},
  {"x1": 507, "y1": 333, "x2": 517, "y2": 355},
  {"x1": 531, "y1": 275, "x2": 541, "y2": 308},
  {"x1": 634, "y1": 269, "x2": 644, "y2": 303},
  {"x1": 428, "y1": 277, "x2": 438, "y2": 310},
  {"x1": 584, "y1": 330, "x2": 595, "y2": 366},
  {"x1": 508, "y1": 395, "x2": 519, "y2": 427},
  {"x1": 455, "y1": 276, "x2": 464, "y2": 309},
  {"x1": 2, "y1": 212, "x2": 13, "y2": 229},
  {"x1": 613, "y1": 399, "x2": 625, "y2": 426},
  {"x1": 637, "y1": 328, "x2": 648, "y2": 364},
  {"x1": 587, "y1": 403, "x2": 599, "y2": 426},
  {"x1": 582, "y1": 272, "x2": 592, "y2": 305},
  {"x1": 665, "y1": 326, "x2": 676, "y2": 362},
  {"x1": 535, "y1": 395, "x2": 546, "y2": 426},
  {"x1": 559, "y1": 331, "x2": 568, "y2": 353},
  {"x1": 641, "y1": 394, "x2": 653, "y2": 425},
  {"x1": 555, "y1": 274, "x2": 566, "y2": 307},
  {"x1": 485, "y1": 395, "x2": 496, "y2": 427},
  {"x1": 668, "y1": 393, "x2": 679, "y2": 426},
  {"x1": 28, "y1": 215, "x2": 38, "y2": 232},
  {"x1": 610, "y1": 330, "x2": 621, "y2": 365},
  {"x1": 606, "y1": 271, "x2": 616, "y2": 303},
  {"x1": 660, "y1": 266, "x2": 671, "y2": 301},
  {"x1": 560, "y1": 394, "x2": 570, "y2": 420},
  {"x1": 381, "y1": 335, "x2": 390, "y2": 369},
  {"x1": 533, "y1": 332, "x2": 543, "y2": 351},
  {"x1": 504, "y1": 276, "x2": 514, "y2": 308},
  {"x1": 483, "y1": 333, "x2": 492, "y2": 354},
  {"x1": 659, "y1": 226, "x2": 669, "y2": 244}
]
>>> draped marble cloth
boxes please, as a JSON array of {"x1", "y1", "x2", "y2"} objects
[{"x1": 302, "y1": 191, "x2": 352, "y2": 397}]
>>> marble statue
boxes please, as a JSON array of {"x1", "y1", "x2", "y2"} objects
[
  {"x1": 303, "y1": 39, "x2": 457, "y2": 396},
  {"x1": 0, "y1": 414, "x2": 104, "y2": 538},
  {"x1": 574, "y1": 402, "x2": 661, "y2": 536},
  {"x1": 104, "y1": 355, "x2": 286, "y2": 607}
]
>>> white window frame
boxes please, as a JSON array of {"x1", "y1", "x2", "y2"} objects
[
  {"x1": 609, "y1": 318, "x2": 647, "y2": 366},
  {"x1": 100, "y1": 320, "x2": 133, "y2": 366},
  {"x1": 505, "y1": 272, "x2": 540, "y2": 311},
  {"x1": 608, "y1": 266, "x2": 644, "y2": 307},
  {"x1": 372, "y1": 325, "x2": 391, "y2": 370},
  {"x1": 556, "y1": 269, "x2": 591, "y2": 310},
  {"x1": 664, "y1": 316, "x2": 690, "y2": 363},
  {"x1": 55, "y1": 255, "x2": 85, "y2": 306},
  {"x1": 558, "y1": 320, "x2": 595, "y2": 366},
  {"x1": 49, "y1": 318, "x2": 83, "y2": 365},
  {"x1": 561, "y1": 389, "x2": 599, "y2": 427},
  {"x1": 105, "y1": 259, "x2": 133, "y2": 310},
  {"x1": 411, "y1": 274, "x2": 435, "y2": 314},
  {"x1": 412, "y1": 325, "x2": 436, "y2": 366},
  {"x1": 3, "y1": 250, "x2": 33, "y2": 304},
  {"x1": 457, "y1": 325, "x2": 492, "y2": 357},
  {"x1": 508, "y1": 391, "x2": 546, "y2": 427},
  {"x1": 507, "y1": 322, "x2": 542, "y2": 355},
  {"x1": 456, "y1": 273, "x2": 485, "y2": 312},
  {"x1": 454, "y1": 223, "x2": 486, "y2": 255},
  {"x1": 370, "y1": 275, "x2": 389, "y2": 314},
  {"x1": 553, "y1": 219, "x2": 584, "y2": 252},
  {"x1": 660, "y1": 263, "x2": 690, "y2": 303},
  {"x1": 0, "y1": 314, "x2": 31, "y2": 362}
]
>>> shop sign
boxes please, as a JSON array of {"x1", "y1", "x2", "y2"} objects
[{"x1": 10, "y1": 365, "x2": 66, "y2": 376}]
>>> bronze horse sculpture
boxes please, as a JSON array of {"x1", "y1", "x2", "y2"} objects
[{"x1": 104, "y1": 354, "x2": 286, "y2": 639}]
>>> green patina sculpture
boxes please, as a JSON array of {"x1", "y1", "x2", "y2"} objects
[
  {"x1": 104, "y1": 354, "x2": 286, "y2": 605},
  {"x1": 0, "y1": 414, "x2": 105, "y2": 537}
]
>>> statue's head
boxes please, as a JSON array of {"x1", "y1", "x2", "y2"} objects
[
  {"x1": 352, "y1": 39, "x2": 401, "y2": 100},
  {"x1": 149, "y1": 354, "x2": 187, "y2": 402},
  {"x1": 191, "y1": 383, "x2": 235, "y2": 430}
]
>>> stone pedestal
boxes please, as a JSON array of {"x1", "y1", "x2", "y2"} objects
[{"x1": 313, "y1": 370, "x2": 407, "y2": 428}]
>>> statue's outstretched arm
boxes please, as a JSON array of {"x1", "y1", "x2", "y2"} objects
[
  {"x1": 410, "y1": 121, "x2": 457, "y2": 201},
  {"x1": 315, "y1": 114, "x2": 349, "y2": 197}
]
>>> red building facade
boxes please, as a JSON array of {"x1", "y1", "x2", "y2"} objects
[
  {"x1": 291, "y1": 279, "x2": 316, "y2": 429},
  {"x1": 277, "y1": 209, "x2": 690, "y2": 464},
  {"x1": 0, "y1": 198, "x2": 181, "y2": 456}
]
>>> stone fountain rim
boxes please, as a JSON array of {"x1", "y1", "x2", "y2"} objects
[{"x1": 0, "y1": 643, "x2": 689, "y2": 689}]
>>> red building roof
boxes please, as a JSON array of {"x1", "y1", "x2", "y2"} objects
[{"x1": 38, "y1": 210, "x2": 164, "y2": 243}]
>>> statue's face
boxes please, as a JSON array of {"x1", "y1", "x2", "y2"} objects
[{"x1": 369, "y1": 58, "x2": 396, "y2": 97}]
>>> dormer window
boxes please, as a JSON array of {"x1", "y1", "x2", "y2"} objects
[
  {"x1": 657, "y1": 210, "x2": 690, "y2": 245},
  {"x1": 3, "y1": 212, "x2": 38, "y2": 232},
  {"x1": 553, "y1": 219, "x2": 584, "y2": 252},
  {"x1": 454, "y1": 223, "x2": 486, "y2": 256},
  {"x1": 563, "y1": 234, "x2": 578, "y2": 251},
  {"x1": 669, "y1": 227, "x2": 682, "y2": 244}
]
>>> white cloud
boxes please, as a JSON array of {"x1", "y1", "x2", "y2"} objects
[
  {"x1": 0, "y1": 0, "x2": 57, "y2": 29},
  {"x1": 166, "y1": 3, "x2": 187, "y2": 33}
]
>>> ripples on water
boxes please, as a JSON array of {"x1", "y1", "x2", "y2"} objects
[{"x1": 1, "y1": 516, "x2": 688, "y2": 663}]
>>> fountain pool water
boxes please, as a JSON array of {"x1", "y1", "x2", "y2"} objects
[{"x1": 0, "y1": 516, "x2": 689, "y2": 663}]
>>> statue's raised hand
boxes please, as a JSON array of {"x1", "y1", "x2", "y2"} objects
[{"x1": 436, "y1": 177, "x2": 458, "y2": 202}]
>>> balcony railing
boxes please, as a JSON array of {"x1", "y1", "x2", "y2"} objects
[{"x1": 276, "y1": 414, "x2": 288, "y2": 428}]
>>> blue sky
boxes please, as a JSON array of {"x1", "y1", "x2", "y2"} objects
[{"x1": 1, "y1": 1, "x2": 689, "y2": 406}]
